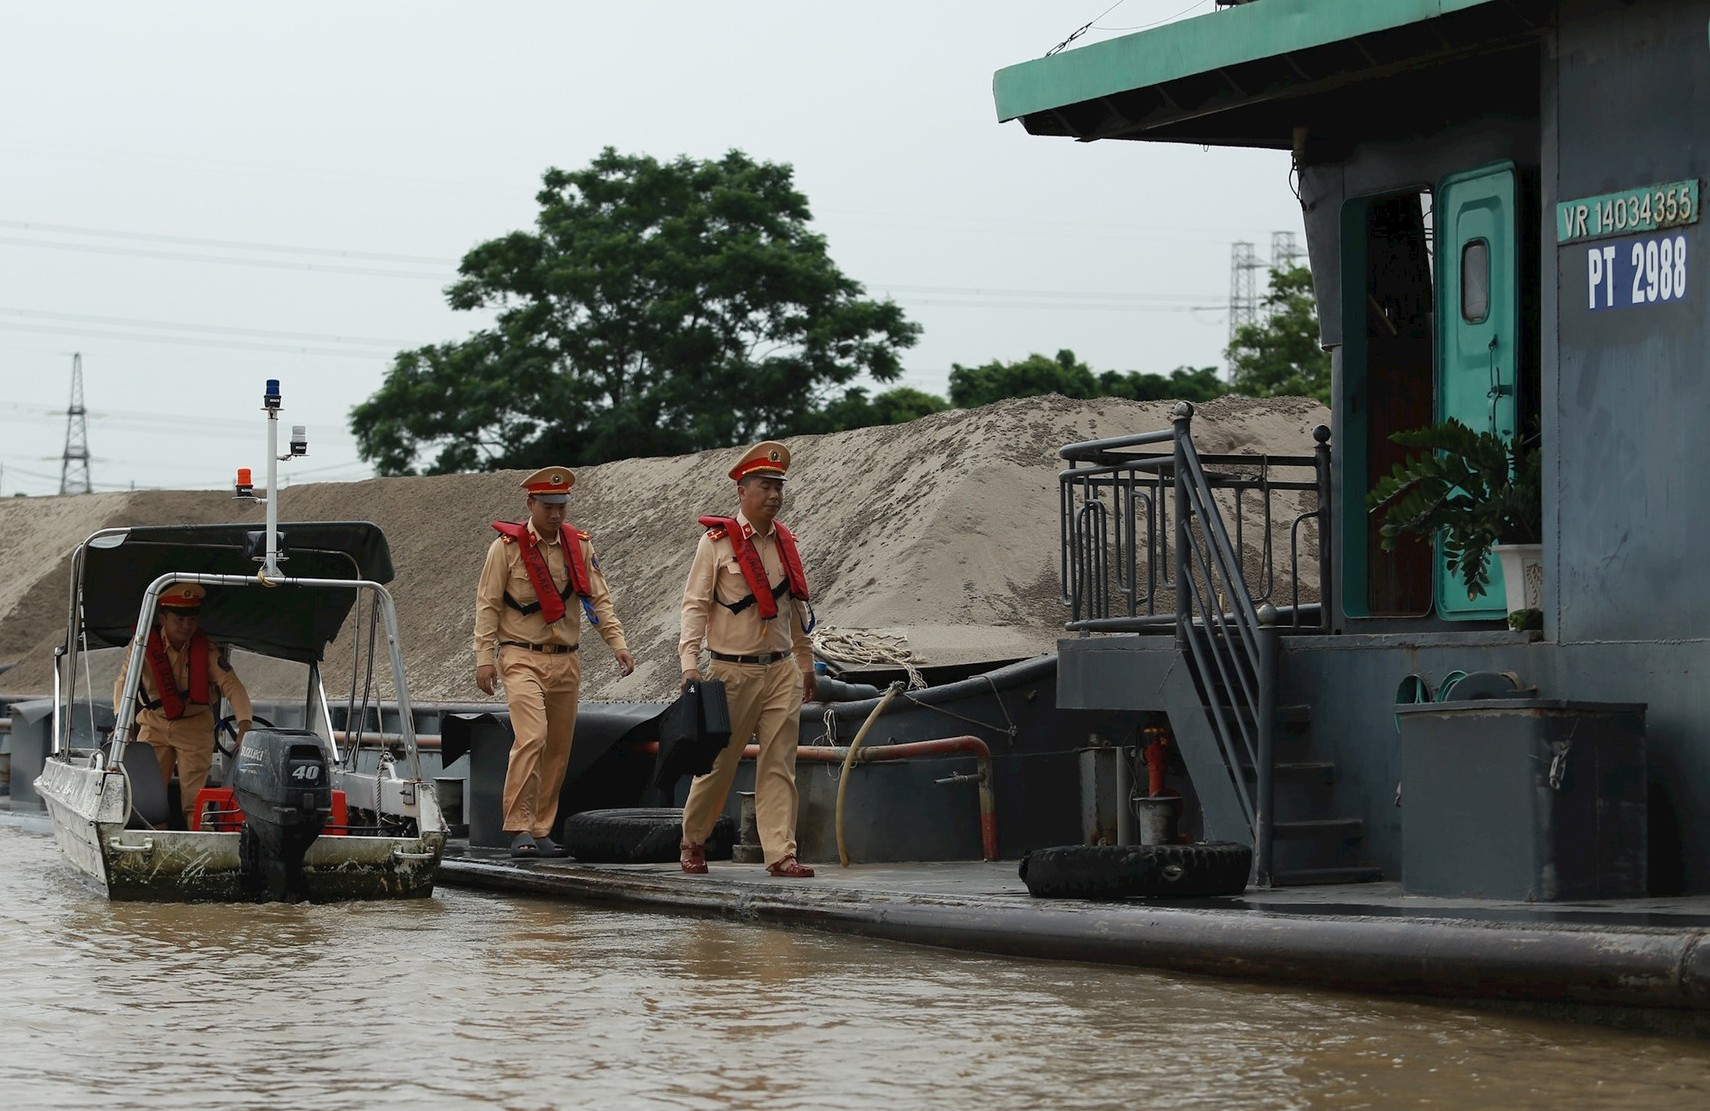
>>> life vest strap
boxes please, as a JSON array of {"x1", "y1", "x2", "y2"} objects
[
  {"x1": 504, "y1": 588, "x2": 569, "y2": 617},
  {"x1": 719, "y1": 578, "x2": 791, "y2": 615}
]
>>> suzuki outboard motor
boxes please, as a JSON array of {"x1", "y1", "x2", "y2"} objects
[{"x1": 230, "y1": 728, "x2": 331, "y2": 901}]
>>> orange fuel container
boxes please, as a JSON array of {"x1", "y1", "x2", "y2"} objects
[{"x1": 193, "y1": 786, "x2": 349, "y2": 835}]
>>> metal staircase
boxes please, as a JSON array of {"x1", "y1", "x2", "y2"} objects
[{"x1": 1058, "y1": 403, "x2": 1380, "y2": 886}]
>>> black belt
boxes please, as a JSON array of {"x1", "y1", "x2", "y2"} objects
[
  {"x1": 710, "y1": 650, "x2": 791, "y2": 666},
  {"x1": 500, "y1": 640, "x2": 577, "y2": 655}
]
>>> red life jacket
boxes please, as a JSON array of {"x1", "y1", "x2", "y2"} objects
[
  {"x1": 698, "y1": 515, "x2": 811, "y2": 621},
  {"x1": 491, "y1": 520, "x2": 594, "y2": 625},
  {"x1": 144, "y1": 627, "x2": 211, "y2": 720}
]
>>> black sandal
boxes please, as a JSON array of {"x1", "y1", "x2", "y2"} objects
[{"x1": 509, "y1": 833, "x2": 540, "y2": 858}]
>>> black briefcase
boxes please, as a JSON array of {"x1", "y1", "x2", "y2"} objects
[{"x1": 653, "y1": 679, "x2": 733, "y2": 788}]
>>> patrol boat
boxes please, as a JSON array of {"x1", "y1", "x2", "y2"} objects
[{"x1": 33, "y1": 380, "x2": 446, "y2": 901}]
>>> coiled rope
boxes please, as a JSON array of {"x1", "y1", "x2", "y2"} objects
[{"x1": 812, "y1": 627, "x2": 928, "y2": 690}]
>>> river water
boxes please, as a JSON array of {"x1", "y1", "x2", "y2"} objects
[{"x1": 5, "y1": 824, "x2": 1710, "y2": 1110}]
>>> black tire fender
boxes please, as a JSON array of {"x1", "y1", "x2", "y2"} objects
[
  {"x1": 559, "y1": 807, "x2": 736, "y2": 864},
  {"x1": 1018, "y1": 842, "x2": 1253, "y2": 899}
]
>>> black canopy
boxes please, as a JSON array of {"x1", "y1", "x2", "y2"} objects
[{"x1": 75, "y1": 522, "x2": 394, "y2": 664}]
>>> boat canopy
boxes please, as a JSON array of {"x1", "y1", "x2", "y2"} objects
[
  {"x1": 992, "y1": 0, "x2": 1549, "y2": 149},
  {"x1": 74, "y1": 521, "x2": 395, "y2": 663}
]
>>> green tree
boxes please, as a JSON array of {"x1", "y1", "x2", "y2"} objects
[
  {"x1": 867, "y1": 386, "x2": 951, "y2": 425},
  {"x1": 1096, "y1": 365, "x2": 1228, "y2": 403},
  {"x1": 350, "y1": 147, "x2": 921, "y2": 474},
  {"x1": 812, "y1": 385, "x2": 950, "y2": 432},
  {"x1": 948, "y1": 349, "x2": 1228, "y2": 408},
  {"x1": 1225, "y1": 263, "x2": 1331, "y2": 405},
  {"x1": 948, "y1": 349, "x2": 1097, "y2": 408}
]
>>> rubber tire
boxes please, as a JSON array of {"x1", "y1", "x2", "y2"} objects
[
  {"x1": 1018, "y1": 842, "x2": 1253, "y2": 900},
  {"x1": 560, "y1": 807, "x2": 736, "y2": 864}
]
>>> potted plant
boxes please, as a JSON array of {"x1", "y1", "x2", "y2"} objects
[{"x1": 1367, "y1": 419, "x2": 1542, "y2": 625}]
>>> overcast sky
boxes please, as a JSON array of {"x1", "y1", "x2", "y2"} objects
[{"x1": 0, "y1": 1, "x2": 1305, "y2": 497}]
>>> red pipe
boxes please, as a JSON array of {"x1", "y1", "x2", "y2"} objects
[
  {"x1": 1143, "y1": 734, "x2": 1170, "y2": 797},
  {"x1": 631, "y1": 735, "x2": 998, "y2": 861}
]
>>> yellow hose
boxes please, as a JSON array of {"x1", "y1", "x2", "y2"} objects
[{"x1": 835, "y1": 682, "x2": 902, "y2": 867}]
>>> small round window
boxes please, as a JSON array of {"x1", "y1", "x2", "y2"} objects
[{"x1": 1461, "y1": 239, "x2": 1490, "y2": 323}]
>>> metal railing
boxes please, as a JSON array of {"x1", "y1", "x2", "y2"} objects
[
  {"x1": 1059, "y1": 408, "x2": 1331, "y2": 632},
  {"x1": 1058, "y1": 403, "x2": 1332, "y2": 883}
]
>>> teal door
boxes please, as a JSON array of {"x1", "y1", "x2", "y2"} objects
[{"x1": 1435, "y1": 163, "x2": 1518, "y2": 619}]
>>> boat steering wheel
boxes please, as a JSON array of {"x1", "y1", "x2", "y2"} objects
[{"x1": 214, "y1": 714, "x2": 274, "y2": 760}]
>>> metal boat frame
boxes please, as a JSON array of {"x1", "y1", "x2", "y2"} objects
[{"x1": 34, "y1": 383, "x2": 446, "y2": 901}]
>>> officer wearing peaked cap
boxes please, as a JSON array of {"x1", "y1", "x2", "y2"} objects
[
  {"x1": 114, "y1": 582, "x2": 254, "y2": 828},
  {"x1": 730, "y1": 440, "x2": 790, "y2": 482},
  {"x1": 161, "y1": 583, "x2": 205, "y2": 610},
  {"x1": 474, "y1": 465, "x2": 636, "y2": 858},
  {"x1": 677, "y1": 440, "x2": 819, "y2": 879}
]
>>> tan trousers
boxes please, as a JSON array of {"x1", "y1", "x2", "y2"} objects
[
  {"x1": 499, "y1": 645, "x2": 583, "y2": 838},
  {"x1": 682, "y1": 658, "x2": 803, "y2": 864},
  {"x1": 141, "y1": 711, "x2": 217, "y2": 827}
]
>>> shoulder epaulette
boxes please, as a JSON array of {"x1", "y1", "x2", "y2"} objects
[
  {"x1": 575, "y1": 529, "x2": 591, "y2": 541},
  {"x1": 705, "y1": 527, "x2": 727, "y2": 540}
]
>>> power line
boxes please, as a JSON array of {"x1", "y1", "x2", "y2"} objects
[
  {"x1": 0, "y1": 321, "x2": 400, "y2": 359},
  {"x1": 0, "y1": 307, "x2": 411, "y2": 347},
  {"x1": 2, "y1": 227, "x2": 1221, "y2": 309},
  {"x1": 4, "y1": 462, "x2": 64, "y2": 482},
  {"x1": 0, "y1": 137, "x2": 512, "y2": 201},
  {"x1": 1047, "y1": 1, "x2": 1129, "y2": 56},
  {"x1": 875, "y1": 283, "x2": 1215, "y2": 303},
  {"x1": 5, "y1": 398, "x2": 263, "y2": 423},
  {"x1": 893, "y1": 297, "x2": 1222, "y2": 313},
  {"x1": 0, "y1": 219, "x2": 457, "y2": 265},
  {"x1": 2, "y1": 212, "x2": 1254, "y2": 307},
  {"x1": 0, "y1": 235, "x2": 452, "y2": 280},
  {"x1": 1095, "y1": 0, "x2": 1214, "y2": 33}
]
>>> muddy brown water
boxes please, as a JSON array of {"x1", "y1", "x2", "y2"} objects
[{"x1": 5, "y1": 826, "x2": 1710, "y2": 1110}]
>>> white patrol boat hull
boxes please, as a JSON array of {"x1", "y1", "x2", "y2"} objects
[{"x1": 36, "y1": 756, "x2": 445, "y2": 903}]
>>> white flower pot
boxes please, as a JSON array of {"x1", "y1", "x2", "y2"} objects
[{"x1": 1493, "y1": 542, "x2": 1543, "y2": 614}]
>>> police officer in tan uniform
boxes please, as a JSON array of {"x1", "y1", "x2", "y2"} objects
[
  {"x1": 678, "y1": 440, "x2": 818, "y2": 878},
  {"x1": 113, "y1": 582, "x2": 254, "y2": 828},
  {"x1": 474, "y1": 466, "x2": 636, "y2": 858}
]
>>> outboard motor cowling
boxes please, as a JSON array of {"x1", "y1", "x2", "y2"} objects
[{"x1": 230, "y1": 728, "x2": 331, "y2": 901}]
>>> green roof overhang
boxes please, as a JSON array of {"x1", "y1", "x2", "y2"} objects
[{"x1": 993, "y1": 0, "x2": 1551, "y2": 149}]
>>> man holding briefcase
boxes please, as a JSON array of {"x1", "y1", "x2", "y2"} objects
[{"x1": 676, "y1": 440, "x2": 818, "y2": 878}]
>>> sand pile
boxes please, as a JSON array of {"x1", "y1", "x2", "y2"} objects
[{"x1": 0, "y1": 394, "x2": 1329, "y2": 704}]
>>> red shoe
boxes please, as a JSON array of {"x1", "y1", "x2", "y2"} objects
[
  {"x1": 679, "y1": 840, "x2": 708, "y2": 875},
  {"x1": 766, "y1": 854, "x2": 814, "y2": 878}
]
